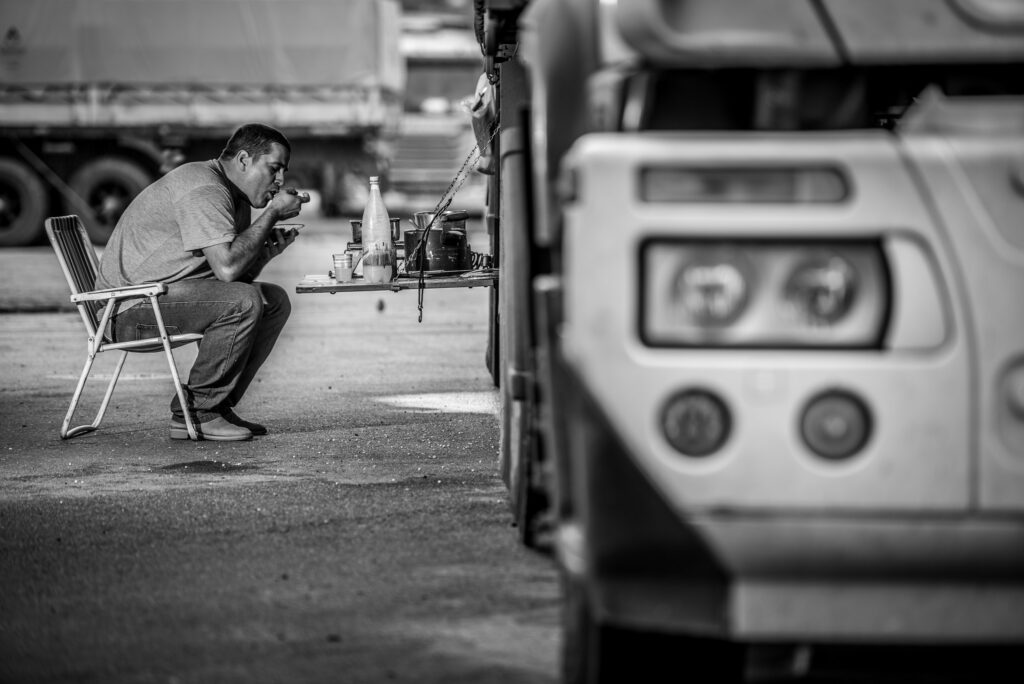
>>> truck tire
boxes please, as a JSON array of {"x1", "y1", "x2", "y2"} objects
[
  {"x1": 0, "y1": 157, "x2": 48, "y2": 247},
  {"x1": 66, "y1": 157, "x2": 153, "y2": 245}
]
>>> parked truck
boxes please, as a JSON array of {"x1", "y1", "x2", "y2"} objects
[
  {"x1": 0, "y1": 0, "x2": 404, "y2": 246},
  {"x1": 476, "y1": 0, "x2": 1024, "y2": 681}
]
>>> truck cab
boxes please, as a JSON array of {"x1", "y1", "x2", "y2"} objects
[{"x1": 477, "y1": 0, "x2": 1024, "y2": 680}]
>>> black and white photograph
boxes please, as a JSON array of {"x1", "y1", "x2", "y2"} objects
[{"x1": 2, "y1": 1, "x2": 1023, "y2": 682}]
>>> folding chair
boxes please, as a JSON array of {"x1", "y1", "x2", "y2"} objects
[{"x1": 44, "y1": 215, "x2": 202, "y2": 440}]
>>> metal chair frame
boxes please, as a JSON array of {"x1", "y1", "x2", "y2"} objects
[{"x1": 44, "y1": 215, "x2": 202, "y2": 440}]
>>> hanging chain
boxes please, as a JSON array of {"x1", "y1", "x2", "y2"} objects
[{"x1": 411, "y1": 120, "x2": 502, "y2": 322}]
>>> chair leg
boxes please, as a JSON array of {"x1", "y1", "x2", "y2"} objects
[
  {"x1": 163, "y1": 347, "x2": 198, "y2": 441},
  {"x1": 148, "y1": 298, "x2": 199, "y2": 441},
  {"x1": 92, "y1": 350, "x2": 128, "y2": 430},
  {"x1": 61, "y1": 353, "x2": 96, "y2": 438},
  {"x1": 62, "y1": 350, "x2": 127, "y2": 439}
]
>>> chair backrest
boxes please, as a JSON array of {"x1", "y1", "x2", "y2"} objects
[{"x1": 44, "y1": 215, "x2": 103, "y2": 335}]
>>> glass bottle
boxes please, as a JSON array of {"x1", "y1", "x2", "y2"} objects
[{"x1": 361, "y1": 176, "x2": 394, "y2": 282}]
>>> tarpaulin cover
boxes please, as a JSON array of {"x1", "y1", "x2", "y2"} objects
[{"x1": 0, "y1": 0, "x2": 404, "y2": 91}]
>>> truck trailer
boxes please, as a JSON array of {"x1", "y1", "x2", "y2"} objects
[
  {"x1": 0, "y1": 0, "x2": 404, "y2": 246},
  {"x1": 475, "y1": 0, "x2": 1024, "y2": 681}
]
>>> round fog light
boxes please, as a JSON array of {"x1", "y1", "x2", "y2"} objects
[
  {"x1": 800, "y1": 390, "x2": 871, "y2": 460},
  {"x1": 662, "y1": 389, "x2": 731, "y2": 457}
]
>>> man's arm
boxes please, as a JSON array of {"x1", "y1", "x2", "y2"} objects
[
  {"x1": 240, "y1": 225, "x2": 298, "y2": 282},
  {"x1": 202, "y1": 190, "x2": 307, "y2": 282}
]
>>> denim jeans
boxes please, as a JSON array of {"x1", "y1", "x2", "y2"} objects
[{"x1": 112, "y1": 279, "x2": 291, "y2": 419}]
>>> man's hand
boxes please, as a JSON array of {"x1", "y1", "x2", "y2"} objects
[
  {"x1": 263, "y1": 225, "x2": 297, "y2": 258},
  {"x1": 239, "y1": 226, "x2": 296, "y2": 282},
  {"x1": 268, "y1": 187, "x2": 311, "y2": 221}
]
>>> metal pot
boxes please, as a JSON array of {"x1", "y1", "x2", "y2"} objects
[
  {"x1": 403, "y1": 210, "x2": 471, "y2": 273},
  {"x1": 349, "y1": 217, "x2": 402, "y2": 244},
  {"x1": 403, "y1": 228, "x2": 469, "y2": 273},
  {"x1": 440, "y1": 209, "x2": 468, "y2": 244}
]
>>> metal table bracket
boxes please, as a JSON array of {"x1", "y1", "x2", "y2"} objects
[{"x1": 296, "y1": 270, "x2": 497, "y2": 294}]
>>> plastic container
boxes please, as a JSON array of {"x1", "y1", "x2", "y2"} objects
[{"x1": 332, "y1": 253, "x2": 353, "y2": 282}]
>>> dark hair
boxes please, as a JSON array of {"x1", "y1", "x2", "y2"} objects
[{"x1": 219, "y1": 123, "x2": 291, "y2": 161}]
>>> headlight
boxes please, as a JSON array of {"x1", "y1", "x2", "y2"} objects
[
  {"x1": 783, "y1": 253, "x2": 858, "y2": 326},
  {"x1": 641, "y1": 239, "x2": 890, "y2": 348},
  {"x1": 673, "y1": 248, "x2": 751, "y2": 327}
]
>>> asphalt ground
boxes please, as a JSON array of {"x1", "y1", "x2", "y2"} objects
[{"x1": 0, "y1": 214, "x2": 562, "y2": 683}]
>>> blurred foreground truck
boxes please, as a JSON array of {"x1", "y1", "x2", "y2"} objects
[
  {"x1": 0, "y1": 0, "x2": 404, "y2": 246},
  {"x1": 476, "y1": 0, "x2": 1024, "y2": 681}
]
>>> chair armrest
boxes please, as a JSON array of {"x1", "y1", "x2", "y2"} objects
[{"x1": 70, "y1": 282, "x2": 168, "y2": 303}]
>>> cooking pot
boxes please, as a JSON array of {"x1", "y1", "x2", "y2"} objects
[
  {"x1": 403, "y1": 228, "x2": 470, "y2": 273},
  {"x1": 440, "y1": 209, "x2": 468, "y2": 240},
  {"x1": 404, "y1": 209, "x2": 470, "y2": 273}
]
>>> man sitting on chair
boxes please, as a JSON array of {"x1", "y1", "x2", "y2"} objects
[{"x1": 95, "y1": 123, "x2": 309, "y2": 441}]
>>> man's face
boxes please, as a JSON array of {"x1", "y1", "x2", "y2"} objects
[{"x1": 237, "y1": 142, "x2": 290, "y2": 208}]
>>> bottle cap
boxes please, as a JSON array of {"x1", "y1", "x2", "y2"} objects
[{"x1": 369, "y1": 176, "x2": 379, "y2": 183}]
